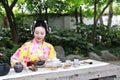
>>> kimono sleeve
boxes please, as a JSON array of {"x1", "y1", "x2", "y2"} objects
[
  {"x1": 48, "y1": 44, "x2": 57, "y2": 59},
  {"x1": 10, "y1": 42, "x2": 30, "y2": 67}
]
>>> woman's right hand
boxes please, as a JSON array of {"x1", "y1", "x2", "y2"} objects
[
  {"x1": 39, "y1": 54, "x2": 48, "y2": 61},
  {"x1": 21, "y1": 62, "x2": 27, "y2": 69}
]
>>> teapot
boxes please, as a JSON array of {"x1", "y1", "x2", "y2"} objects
[{"x1": 45, "y1": 59, "x2": 62, "y2": 69}]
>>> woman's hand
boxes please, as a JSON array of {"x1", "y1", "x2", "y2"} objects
[
  {"x1": 21, "y1": 62, "x2": 27, "y2": 69},
  {"x1": 39, "y1": 54, "x2": 48, "y2": 61}
]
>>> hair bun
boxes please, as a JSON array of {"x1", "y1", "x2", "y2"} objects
[{"x1": 31, "y1": 19, "x2": 49, "y2": 34}]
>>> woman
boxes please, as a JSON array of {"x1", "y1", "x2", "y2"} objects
[{"x1": 11, "y1": 19, "x2": 56, "y2": 67}]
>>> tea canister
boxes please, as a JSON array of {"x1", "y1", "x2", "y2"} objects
[
  {"x1": 0, "y1": 63, "x2": 10, "y2": 76},
  {"x1": 14, "y1": 62, "x2": 23, "y2": 73}
]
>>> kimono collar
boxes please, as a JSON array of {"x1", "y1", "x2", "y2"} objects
[{"x1": 32, "y1": 39, "x2": 45, "y2": 47}]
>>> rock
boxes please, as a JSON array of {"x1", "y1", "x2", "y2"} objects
[
  {"x1": 88, "y1": 52, "x2": 103, "y2": 61},
  {"x1": 101, "y1": 50, "x2": 118, "y2": 61},
  {"x1": 54, "y1": 46, "x2": 66, "y2": 62}
]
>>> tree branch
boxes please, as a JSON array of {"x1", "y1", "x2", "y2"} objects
[
  {"x1": 0, "y1": 0, "x2": 9, "y2": 11},
  {"x1": 0, "y1": 0, "x2": 7, "y2": 5},
  {"x1": 10, "y1": 0, "x2": 18, "y2": 10},
  {"x1": 96, "y1": 0, "x2": 113, "y2": 23}
]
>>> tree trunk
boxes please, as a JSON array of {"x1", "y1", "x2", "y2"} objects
[
  {"x1": 92, "y1": 0, "x2": 113, "y2": 47},
  {"x1": 0, "y1": 0, "x2": 18, "y2": 44},
  {"x1": 6, "y1": 9, "x2": 18, "y2": 44},
  {"x1": 75, "y1": 8, "x2": 78, "y2": 24},
  {"x1": 79, "y1": 6, "x2": 83, "y2": 24},
  {"x1": 92, "y1": 0, "x2": 97, "y2": 47},
  {"x1": 38, "y1": 5, "x2": 42, "y2": 18},
  {"x1": 107, "y1": 4, "x2": 113, "y2": 27},
  {"x1": 99, "y1": 9, "x2": 103, "y2": 25},
  {"x1": 45, "y1": 6, "x2": 48, "y2": 22},
  {"x1": 99, "y1": 16, "x2": 103, "y2": 25}
]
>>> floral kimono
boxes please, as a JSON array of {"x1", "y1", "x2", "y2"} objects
[{"x1": 11, "y1": 39, "x2": 56, "y2": 67}]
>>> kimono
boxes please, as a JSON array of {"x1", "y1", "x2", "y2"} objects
[{"x1": 11, "y1": 39, "x2": 56, "y2": 67}]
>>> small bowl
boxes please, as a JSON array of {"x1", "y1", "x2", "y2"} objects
[{"x1": 34, "y1": 61, "x2": 45, "y2": 66}]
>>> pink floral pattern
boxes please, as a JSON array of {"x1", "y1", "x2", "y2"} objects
[{"x1": 11, "y1": 39, "x2": 56, "y2": 66}]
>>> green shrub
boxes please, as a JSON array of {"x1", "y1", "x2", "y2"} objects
[{"x1": 0, "y1": 22, "x2": 120, "y2": 64}]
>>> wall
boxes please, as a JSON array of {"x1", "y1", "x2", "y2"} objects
[
  {"x1": 48, "y1": 16, "x2": 76, "y2": 30},
  {"x1": 0, "y1": 15, "x2": 120, "y2": 30},
  {"x1": 48, "y1": 15, "x2": 120, "y2": 31}
]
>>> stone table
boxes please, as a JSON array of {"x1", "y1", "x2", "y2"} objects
[{"x1": 0, "y1": 59, "x2": 120, "y2": 80}]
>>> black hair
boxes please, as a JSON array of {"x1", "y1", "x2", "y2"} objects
[{"x1": 31, "y1": 19, "x2": 49, "y2": 34}]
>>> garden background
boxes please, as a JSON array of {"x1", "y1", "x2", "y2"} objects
[{"x1": 0, "y1": 0, "x2": 120, "y2": 64}]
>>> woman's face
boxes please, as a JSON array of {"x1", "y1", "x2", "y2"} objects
[{"x1": 34, "y1": 26, "x2": 46, "y2": 43}]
